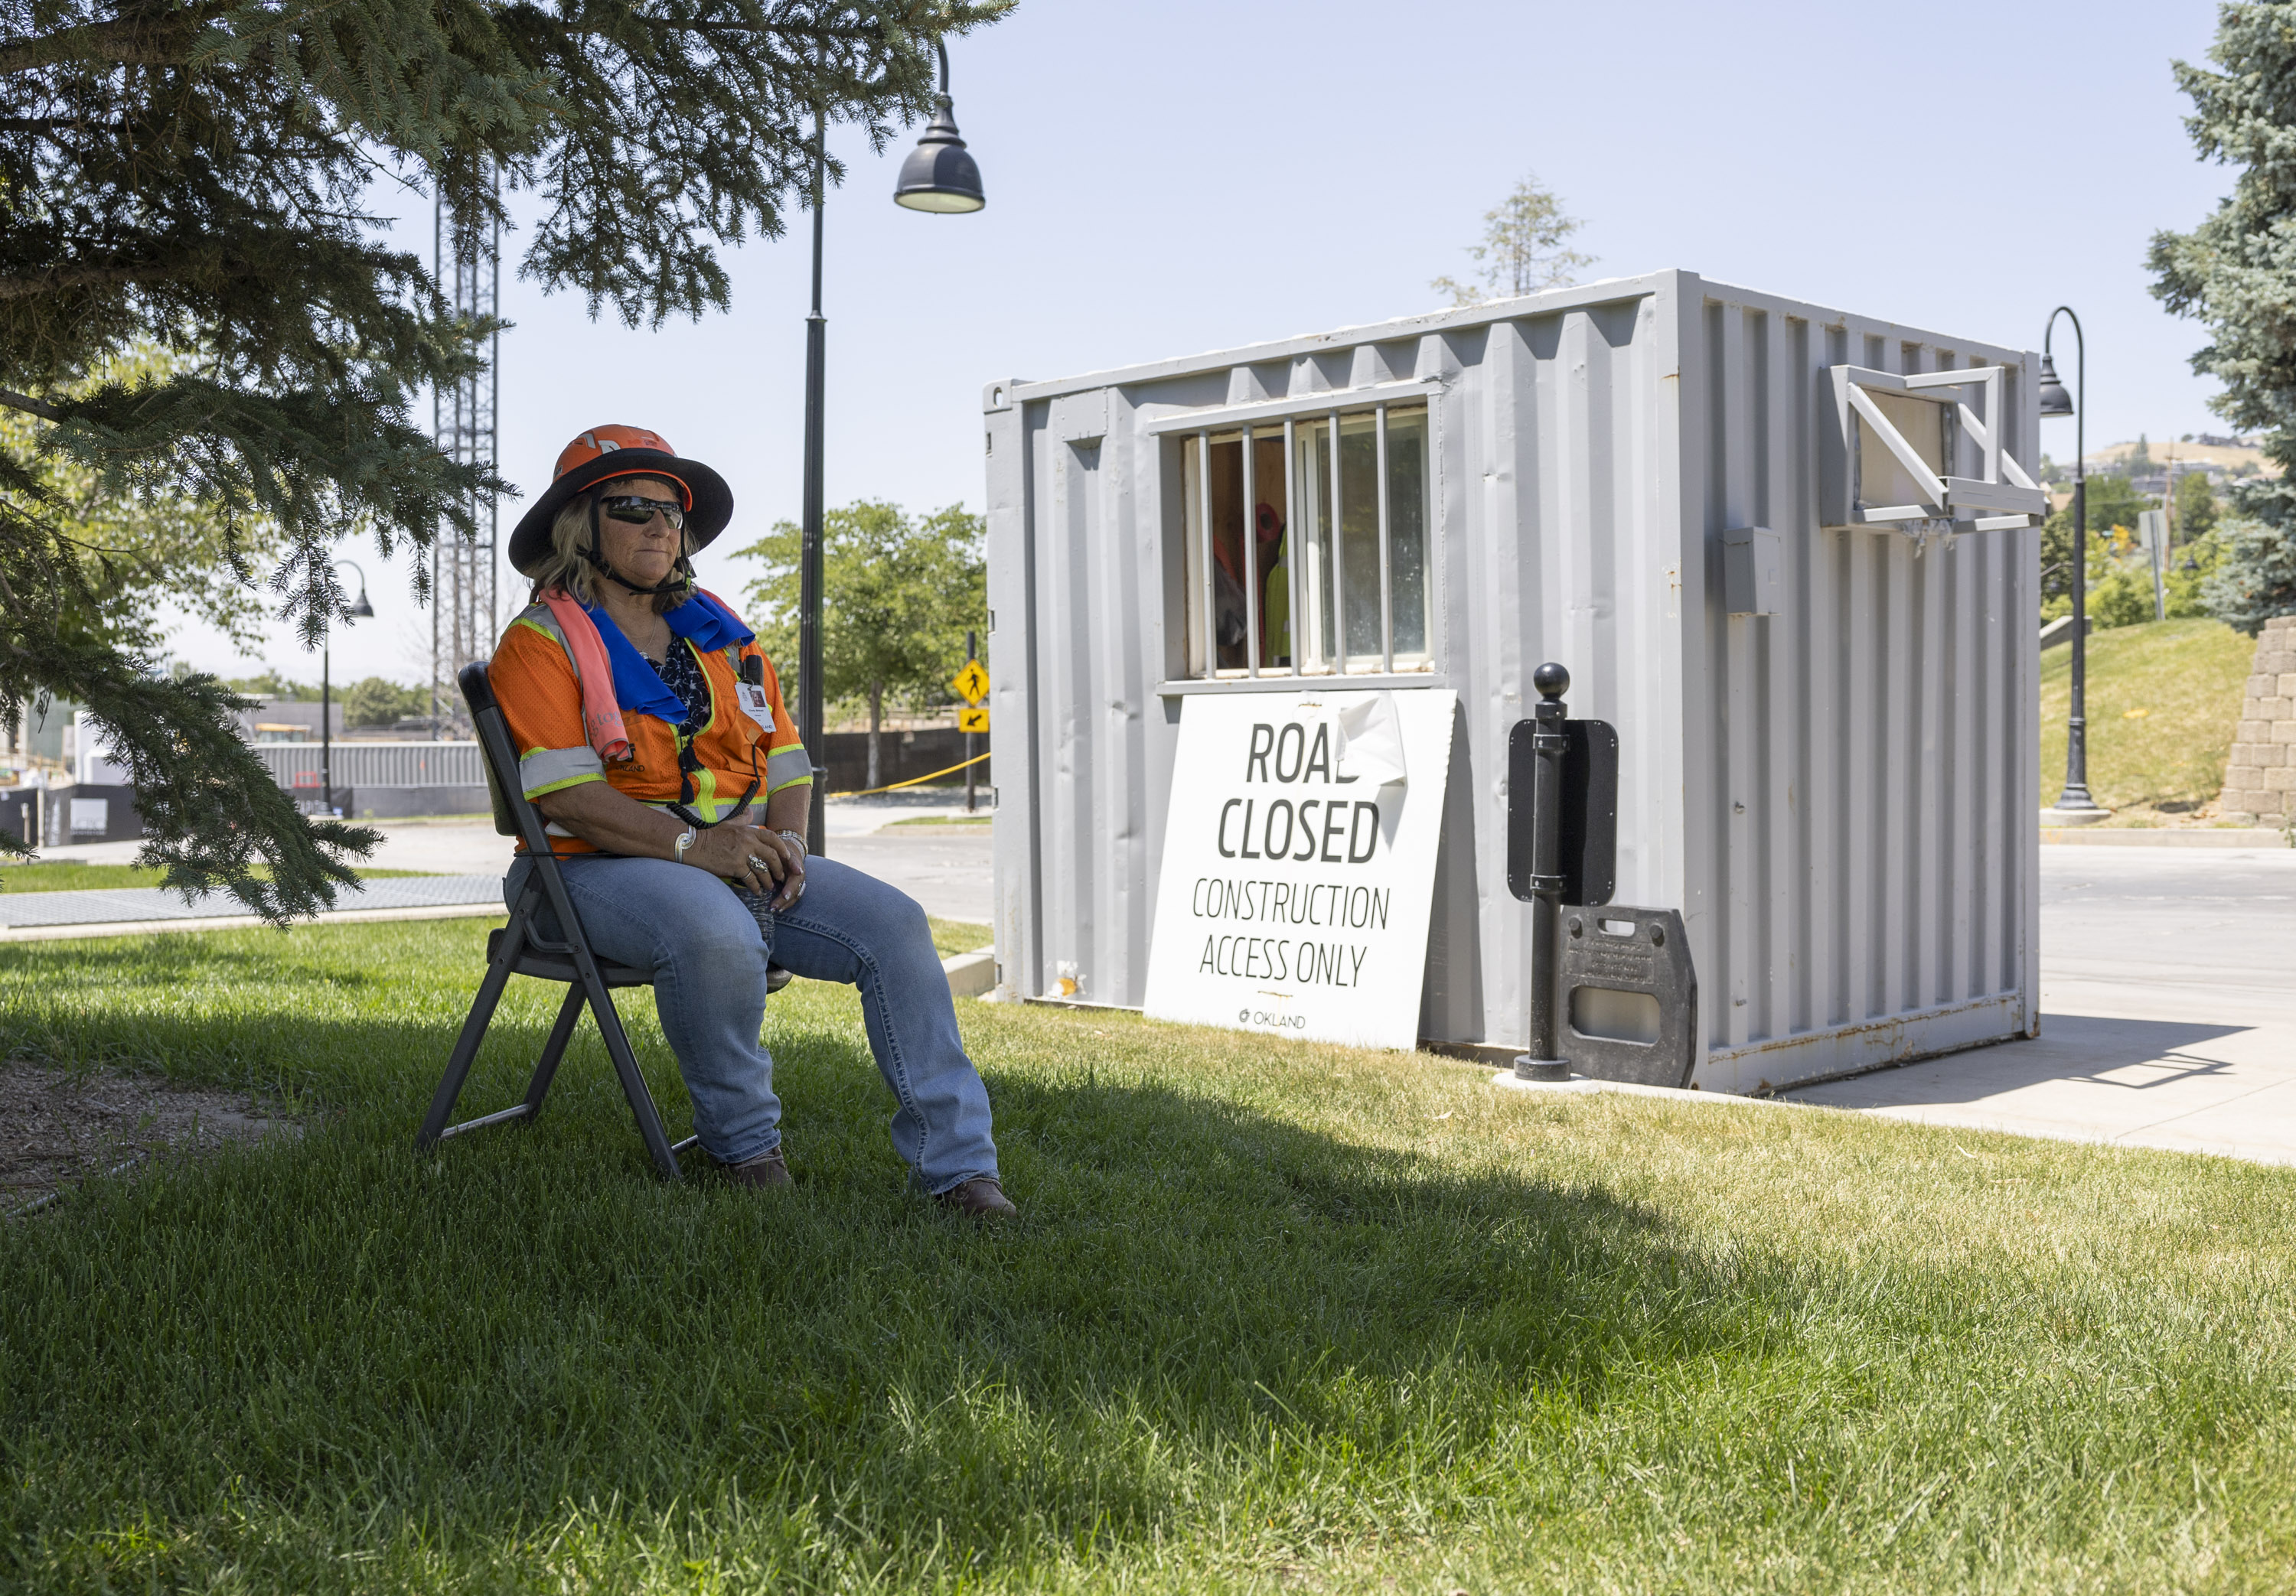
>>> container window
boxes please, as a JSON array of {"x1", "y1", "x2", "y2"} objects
[
  {"x1": 1854, "y1": 389, "x2": 1954, "y2": 513},
  {"x1": 1177, "y1": 401, "x2": 1431, "y2": 679}
]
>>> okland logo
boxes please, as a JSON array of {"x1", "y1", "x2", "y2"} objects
[{"x1": 1240, "y1": 1006, "x2": 1308, "y2": 1028}]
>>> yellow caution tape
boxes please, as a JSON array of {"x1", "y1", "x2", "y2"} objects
[{"x1": 843, "y1": 750, "x2": 992, "y2": 798}]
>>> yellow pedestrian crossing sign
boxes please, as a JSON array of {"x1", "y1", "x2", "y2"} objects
[
  {"x1": 951, "y1": 660, "x2": 990, "y2": 705},
  {"x1": 958, "y1": 706, "x2": 990, "y2": 734}
]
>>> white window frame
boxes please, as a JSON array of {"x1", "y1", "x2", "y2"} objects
[
  {"x1": 1148, "y1": 378, "x2": 1441, "y2": 682},
  {"x1": 1821, "y1": 365, "x2": 2047, "y2": 535}
]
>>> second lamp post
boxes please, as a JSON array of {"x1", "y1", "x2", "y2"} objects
[
  {"x1": 319, "y1": 559, "x2": 375, "y2": 818},
  {"x1": 796, "y1": 37, "x2": 985, "y2": 855},
  {"x1": 2037, "y1": 308, "x2": 2104, "y2": 819}
]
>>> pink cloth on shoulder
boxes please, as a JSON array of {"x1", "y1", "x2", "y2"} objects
[{"x1": 536, "y1": 588, "x2": 633, "y2": 764}]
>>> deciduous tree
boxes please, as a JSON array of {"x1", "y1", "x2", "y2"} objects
[
  {"x1": 739, "y1": 500, "x2": 985, "y2": 791},
  {"x1": 1431, "y1": 174, "x2": 1592, "y2": 307},
  {"x1": 2040, "y1": 476, "x2": 2154, "y2": 616}
]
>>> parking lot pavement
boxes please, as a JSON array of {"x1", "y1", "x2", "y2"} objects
[
  {"x1": 820, "y1": 827, "x2": 993, "y2": 923},
  {"x1": 356, "y1": 809, "x2": 993, "y2": 921},
  {"x1": 1789, "y1": 846, "x2": 2296, "y2": 1165}
]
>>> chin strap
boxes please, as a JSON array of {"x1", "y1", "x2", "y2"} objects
[{"x1": 583, "y1": 489, "x2": 694, "y2": 598}]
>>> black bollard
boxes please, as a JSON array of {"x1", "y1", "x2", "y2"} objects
[{"x1": 1515, "y1": 662, "x2": 1572, "y2": 1082}]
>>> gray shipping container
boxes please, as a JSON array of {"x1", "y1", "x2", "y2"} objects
[{"x1": 984, "y1": 269, "x2": 2044, "y2": 1093}]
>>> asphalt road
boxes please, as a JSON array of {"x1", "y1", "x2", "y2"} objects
[
  {"x1": 2037, "y1": 844, "x2": 2296, "y2": 1027},
  {"x1": 1795, "y1": 845, "x2": 2296, "y2": 1164}
]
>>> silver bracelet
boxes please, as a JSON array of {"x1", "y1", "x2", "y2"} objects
[
  {"x1": 777, "y1": 829, "x2": 808, "y2": 858},
  {"x1": 673, "y1": 826, "x2": 698, "y2": 862}
]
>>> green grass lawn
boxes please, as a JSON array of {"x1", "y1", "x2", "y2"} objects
[
  {"x1": 889, "y1": 814, "x2": 994, "y2": 829},
  {"x1": 926, "y1": 917, "x2": 992, "y2": 958},
  {"x1": 3, "y1": 920, "x2": 2293, "y2": 1593},
  {"x1": 2039, "y1": 618, "x2": 2258, "y2": 821},
  {"x1": 0, "y1": 862, "x2": 434, "y2": 893}
]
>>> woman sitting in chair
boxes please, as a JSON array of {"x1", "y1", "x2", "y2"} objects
[{"x1": 488, "y1": 425, "x2": 1013, "y2": 1216}]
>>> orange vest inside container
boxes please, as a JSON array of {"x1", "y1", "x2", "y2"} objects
[{"x1": 488, "y1": 601, "x2": 812, "y2": 854}]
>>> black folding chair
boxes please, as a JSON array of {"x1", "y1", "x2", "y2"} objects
[{"x1": 415, "y1": 661, "x2": 784, "y2": 1179}]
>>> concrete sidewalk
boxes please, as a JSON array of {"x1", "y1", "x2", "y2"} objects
[{"x1": 1789, "y1": 846, "x2": 2296, "y2": 1165}]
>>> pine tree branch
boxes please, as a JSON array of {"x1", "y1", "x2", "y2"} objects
[
  {"x1": 0, "y1": 389, "x2": 60, "y2": 421},
  {"x1": 0, "y1": 262, "x2": 168, "y2": 301},
  {"x1": 0, "y1": 8, "x2": 226, "y2": 76}
]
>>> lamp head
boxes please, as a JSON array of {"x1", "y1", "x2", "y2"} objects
[
  {"x1": 893, "y1": 98, "x2": 985, "y2": 213},
  {"x1": 2037, "y1": 352, "x2": 2074, "y2": 419},
  {"x1": 347, "y1": 588, "x2": 374, "y2": 620}
]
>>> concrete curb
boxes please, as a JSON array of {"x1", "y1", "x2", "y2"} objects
[
  {"x1": 942, "y1": 949, "x2": 997, "y2": 998},
  {"x1": 2040, "y1": 827, "x2": 2288, "y2": 848},
  {"x1": 0, "y1": 901, "x2": 508, "y2": 943}
]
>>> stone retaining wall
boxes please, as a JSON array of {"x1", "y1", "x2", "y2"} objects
[{"x1": 2221, "y1": 614, "x2": 2296, "y2": 830}]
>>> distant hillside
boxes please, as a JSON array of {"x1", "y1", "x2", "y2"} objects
[{"x1": 2079, "y1": 438, "x2": 2276, "y2": 478}]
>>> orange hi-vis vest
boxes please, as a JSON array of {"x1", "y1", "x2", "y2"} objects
[{"x1": 488, "y1": 601, "x2": 812, "y2": 854}]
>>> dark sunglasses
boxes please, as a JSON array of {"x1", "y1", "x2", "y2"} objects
[{"x1": 598, "y1": 493, "x2": 687, "y2": 532}]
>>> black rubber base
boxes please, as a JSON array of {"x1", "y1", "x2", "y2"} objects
[{"x1": 1512, "y1": 1057, "x2": 1572, "y2": 1083}]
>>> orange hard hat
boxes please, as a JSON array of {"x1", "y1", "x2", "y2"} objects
[{"x1": 509, "y1": 424, "x2": 734, "y2": 576}]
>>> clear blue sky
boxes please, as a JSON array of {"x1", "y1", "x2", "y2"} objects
[{"x1": 175, "y1": 0, "x2": 2236, "y2": 682}]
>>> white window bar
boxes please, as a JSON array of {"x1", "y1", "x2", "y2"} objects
[
  {"x1": 1375, "y1": 403, "x2": 1394, "y2": 674},
  {"x1": 1241, "y1": 423, "x2": 1260, "y2": 677},
  {"x1": 1178, "y1": 400, "x2": 1432, "y2": 679},
  {"x1": 1328, "y1": 409, "x2": 1344, "y2": 673},
  {"x1": 1283, "y1": 416, "x2": 1300, "y2": 675},
  {"x1": 1196, "y1": 431, "x2": 1213, "y2": 676}
]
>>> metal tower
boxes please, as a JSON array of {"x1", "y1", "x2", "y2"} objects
[{"x1": 429, "y1": 175, "x2": 502, "y2": 736}]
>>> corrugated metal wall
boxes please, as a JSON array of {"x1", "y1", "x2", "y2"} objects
[
  {"x1": 1679, "y1": 284, "x2": 2039, "y2": 1091},
  {"x1": 987, "y1": 270, "x2": 2039, "y2": 1089}
]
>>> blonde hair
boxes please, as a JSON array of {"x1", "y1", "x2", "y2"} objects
[{"x1": 525, "y1": 474, "x2": 700, "y2": 614}]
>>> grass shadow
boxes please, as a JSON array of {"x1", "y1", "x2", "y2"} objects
[{"x1": 0, "y1": 984, "x2": 1795, "y2": 1588}]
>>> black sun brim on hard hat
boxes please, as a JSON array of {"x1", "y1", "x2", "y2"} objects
[{"x1": 506, "y1": 448, "x2": 735, "y2": 578}]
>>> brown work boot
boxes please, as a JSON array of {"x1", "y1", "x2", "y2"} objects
[
  {"x1": 717, "y1": 1146, "x2": 792, "y2": 1189},
  {"x1": 937, "y1": 1176, "x2": 1016, "y2": 1218}
]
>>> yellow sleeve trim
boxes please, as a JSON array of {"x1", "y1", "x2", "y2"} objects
[{"x1": 524, "y1": 772, "x2": 606, "y2": 800}]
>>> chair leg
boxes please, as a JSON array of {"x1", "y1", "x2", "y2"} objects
[
  {"x1": 579, "y1": 967, "x2": 685, "y2": 1180},
  {"x1": 416, "y1": 929, "x2": 527, "y2": 1151},
  {"x1": 520, "y1": 982, "x2": 589, "y2": 1122}
]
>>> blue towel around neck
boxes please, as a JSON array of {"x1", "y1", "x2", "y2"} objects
[{"x1": 582, "y1": 589, "x2": 757, "y2": 724}]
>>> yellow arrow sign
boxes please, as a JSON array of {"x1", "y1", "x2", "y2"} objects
[
  {"x1": 957, "y1": 705, "x2": 990, "y2": 734},
  {"x1": 950, "y1": 660, "x2": 990, "y2": 705}
]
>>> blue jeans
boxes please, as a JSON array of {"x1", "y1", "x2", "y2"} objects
[{"x1": 501, "y1": 852, "x2": 998, "y2": 1193}]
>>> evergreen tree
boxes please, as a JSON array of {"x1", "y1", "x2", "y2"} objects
[
  {"x1": 0, "y1": 0, "x2": 1001, "y2": 911},
  {"x1": 2149, "y1": 1, "x2": 2296, "y2": 634}
]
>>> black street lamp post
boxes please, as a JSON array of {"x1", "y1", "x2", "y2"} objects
[
  {"x1": 797, "y1": 37, "x2": 985, "y2": 856},
  {"x1": 319, "y1": 559, "x2": 375, "y2": 818},
  {"x1": 2037, "y1": 308, "x2": 2102, "y2": 816}
]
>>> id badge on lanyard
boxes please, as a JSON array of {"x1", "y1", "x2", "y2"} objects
[{"x1": 732, "y1": 681, "x2": 776, "y2": 734}]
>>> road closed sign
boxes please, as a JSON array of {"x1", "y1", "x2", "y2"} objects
[{"x1": 1143, "y1": 688, "x2": 1456, "y2": 1050}]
